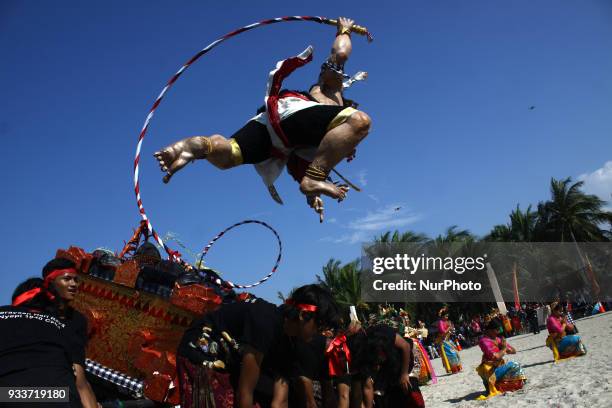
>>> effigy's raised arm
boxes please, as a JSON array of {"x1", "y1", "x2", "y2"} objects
[{"x1": 329, "y1": 17, "x2": 355, "y2": 66}]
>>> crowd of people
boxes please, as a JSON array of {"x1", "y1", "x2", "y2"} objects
[
  {"x1": 358, "y1": 299, "x2": 596, "y2": 400},
  {"x1": 370, "y1": 299, "x2": 604, "y2": 362},
  {"x1": 1, "y1": 255, "x2": 602, "y2": 407}
]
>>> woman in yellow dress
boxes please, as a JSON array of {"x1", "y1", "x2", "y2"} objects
[
  {"x1": 435, "y1": 307, "x2": 462, "y2": 374},
  {"x1": 546, "y1": 302, "x2": 586, "y2": 360},
  {"x1": 476, "y1": 319, "x2": 526, "y2": 399}
]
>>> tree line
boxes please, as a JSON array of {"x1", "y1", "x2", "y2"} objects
[{"x1": 311, "y1": 177, "x2": 612, "y2": 323}]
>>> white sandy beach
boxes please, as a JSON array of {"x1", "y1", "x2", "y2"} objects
[{"x1": 420, "y1": 312, "x2": 611, "y2": 408}]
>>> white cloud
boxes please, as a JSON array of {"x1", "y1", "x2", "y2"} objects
[
  {"x1": 368, "y1": 194, "x2": 380, "y2": 203},
  {"x1": 348, "y1": 204, "x2": 421, "y2": 232},
  {"x1": 321, "y1": 205, "x2": 422, "y2": 245},
  {"x1": 578, "y1": 161, "x2": 612, "y2": 208},
  {"x1": 320, "y1": 231, "x2": 369, "y2": 244},
  {"x1": 357, "y1": 169, "x2": 368, "y2": 187}
]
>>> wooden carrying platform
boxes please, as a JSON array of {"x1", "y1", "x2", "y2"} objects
[{"x1": 60, "y1": 245, "x2": 222, "y2": 404}]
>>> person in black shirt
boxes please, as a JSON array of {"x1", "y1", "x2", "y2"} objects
[
  {"x1": 177, "y1": 284, "x2": 340, "y2": 408},
  {"x1": 1, "y1": 258, "x2": 99, "y2": 408},
  {"x1": 526, "y1": 304, "x2": 540, "y2": 334},
  {"x1": 290, "y1": 333, "x2": 333, "y2": 408},
  {"x1": 350, "y1": 324, "x2": 425, "y2": 408}
]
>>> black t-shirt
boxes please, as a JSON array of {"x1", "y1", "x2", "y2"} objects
[
  {"x1": 368, "y1": 325, "x2": 415, "y2": 389},
  {"x1": 370, "y1": 325, "x2": 400, "y2": 370},
  {"x1": 179, "y1": 299, "x2": 285, "y2": 374},
  {"x1": 0, "y1": 306, "x2": 73, "y2": 376},
  {"x1": 0, "y1": 305, "x2": 82, "y2": 407},
  {"x1": 350, "y1": 325, "x2": 412, "y2": 387},
  {"x1": 62, "y1": 310, "x2": 88, "y2": 366},
  {"x1": 292, "y1": 334, "x2": 328, "y2": 381}
]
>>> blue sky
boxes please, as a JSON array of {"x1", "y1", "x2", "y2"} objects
[{"x1": 1, "y1": 0, "x2": 611, "y2": 304}]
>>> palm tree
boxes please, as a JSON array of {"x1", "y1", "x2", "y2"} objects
[
  {"x1": 509, "y1": 205, "x2": 538, "y2": 242},
  {"x1": 430, "y1": 225, "x2": 474, "y2": 258},
  {"x1": 434, "y1": 225, "x2": 473, "y2": 243},
  {"x1": 317, "y1": 258, "x2": 368, "y2": 314},
  {"x1": 486, "y1": 224, "x2": 513, "y2": 242},
  {"x1": 535, "y1": 177, "x2": 612, "y2": 242},
  {"x1": 486, "y1": 205, "x2": 537, "y2": 242},
  {"x1": 277, "y1": 287, "x2": 299, "y2": 303},
  {"x1": 363, "y1": 230, "x2": 429, "y2": 269},
  {"x1": 375, "y1": 230, "x2": 429, "y2": 244}
]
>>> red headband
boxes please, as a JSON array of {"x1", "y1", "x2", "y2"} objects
[
  {"x1": 12, "y1": 288, "x2": 42, "y2": 306},
  {"x1": 285, "y1": 298, "x2": 318, "y2": 313},
  {"x1": 12, "y1": 268, "x2": 78, "y2": 306},
  {"x1": 43, "y1": 268, "x2": 78, "y2": 288}
]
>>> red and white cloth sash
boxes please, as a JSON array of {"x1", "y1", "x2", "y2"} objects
[
  {"x1": 325, "y1": 333, "x2": 351, "y2": 377},
  {"x1": 252, "y1": 46, "x2": 320, "y2": 203}
]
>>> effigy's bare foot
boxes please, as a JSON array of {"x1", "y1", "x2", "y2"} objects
[
  {"x1": 153, "y1": 137, "x2": 209, "y2": 183},
  {"x1": 300, "y1": 177, "x2": 349, "y2": 201}
]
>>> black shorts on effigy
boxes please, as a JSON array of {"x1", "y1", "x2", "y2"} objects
[{"x1": 231, "y1": 105, "x2": 348, "y2": 164}]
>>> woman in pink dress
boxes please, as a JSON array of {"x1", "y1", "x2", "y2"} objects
[
  {"x1": 476, "y1": 319, "x2": 526, "y2": 399},
  {"x1": 546, "y1": 302, "x2": 586, "y2": 359},
  {"x1": 435, "y1": 307, "x2": 462, "y2": 374}
]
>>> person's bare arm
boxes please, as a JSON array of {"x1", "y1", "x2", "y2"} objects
[
  {"x1": 491, "y1": 338, "x2": 511, "y2": 359},
  {"x1": 272, "y1": 376, "x2": 289, "y2": 408},
  {"x1": 362, "y1": 377, "x2": 374, "y2": 408},
  {"x1": 562, "y1": 315, "x2": 576, "y2": 333},
  {"x1": 394, "y1": 334, "x2": 413, "y2": 394},
  {"x1": 237, "y1": 347, "x2": 263, "y2": 408},
  {"x1": 73, "y1": 364, "x2": 100, "y2": 408},
  {"x1": 550, "y1": 317, "x2": 567, "y2": 340},
  {"x1": 298, "y1": 377, "x2": 318, "y2": 408},
  {"x1": 335, "y1": 382, "x2": 350, "y2": 408},
  {"x1": 491, "y1": 348, "x2": 506, "y2": 360}
]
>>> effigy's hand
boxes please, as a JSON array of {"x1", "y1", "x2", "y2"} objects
[
  {"x1": 337, "y1": 17, "x2": 355, "y2": 32},
  {"x1": 307, "y1": 195, "x2": 325, "y2": 223}
]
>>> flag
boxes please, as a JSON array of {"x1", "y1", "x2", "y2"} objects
[
  {"x1": 584, "y1": 255, "x2": 600, "y2": 297},
  {"x1": 512, "y1": 263, "x2": 520, "y2": 311},
  {"x1": 486, "y1": 263, "x2": 507, "y2": 314}
]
